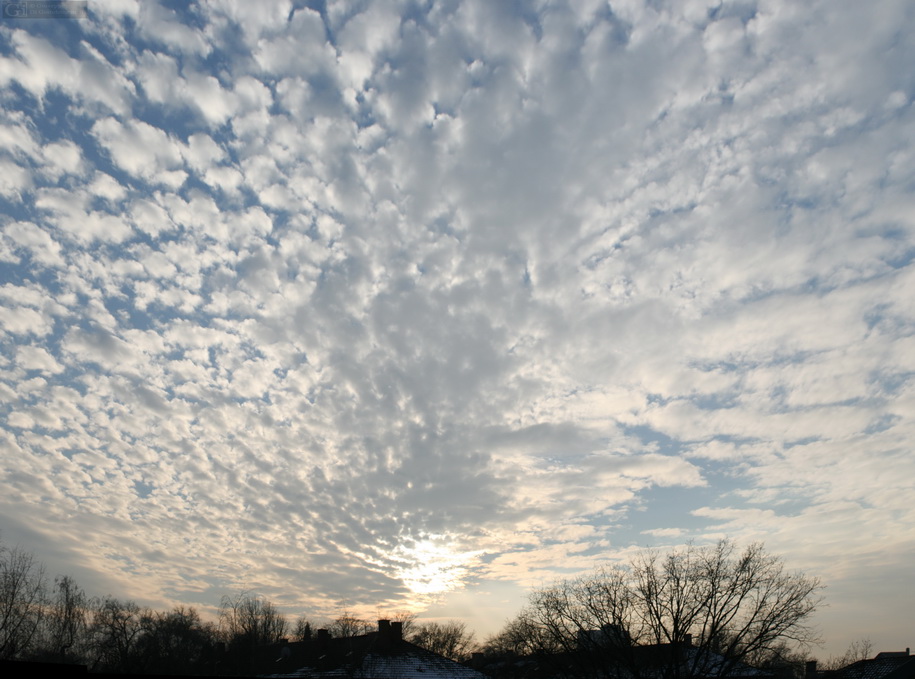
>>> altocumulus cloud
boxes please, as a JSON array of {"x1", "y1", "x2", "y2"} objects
[{"x1": 0, "y1": 0, "x2": 913, "y2": 651}]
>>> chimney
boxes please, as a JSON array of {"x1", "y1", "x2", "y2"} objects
[
  {"x1": 376, "y1": 619, "x2": 401, "y2": 650},
  {"x1": 806, "y1": 660, "x2": 818, "y2": 678},
  {"x1": 318, "y1": 628, "x2": 330, "y2": 648},
  {"x1": 684, "y1": 634, "x2": 692, "y2": 647}
]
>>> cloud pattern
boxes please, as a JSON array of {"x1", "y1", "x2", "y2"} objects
[{"x1": 0, "y1": 0, "x2": 913, "y2": 650}]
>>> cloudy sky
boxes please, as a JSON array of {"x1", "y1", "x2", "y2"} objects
[{"x1": 1, "y1": 0, "x2": 913, "y2": 656}]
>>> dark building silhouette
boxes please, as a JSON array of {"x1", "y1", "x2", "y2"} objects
[
  {"x1": 811, "y1": 649, "x2": 915, "y2": 679},
  {"x1": 253, "y1": 620, "x2": 489, "y2": 678}
]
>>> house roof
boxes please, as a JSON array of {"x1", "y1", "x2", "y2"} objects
[
  {"x1": 473, "y1": 638, "x2": 773, "y2": 679},
  {"x1": 624, "y1": 642, "x2": 773, "y2": 679},
  {"x1": 255, "y1": 623, "x2": 489, "y2": 679},
  {"x1": 827, "y1": 654, "x2": 915, "y2": 679},
  {"x1": 265, "y1": 645, "x2": 490, "y2": 679}
]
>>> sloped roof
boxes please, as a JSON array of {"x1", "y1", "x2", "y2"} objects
[
  {"x1": 829, "y1": 655, "x2": 915, "y2": 679},
  {"x1": 268, "y1": 644, "x2": 489, "y2": 679},
  {"x1": 473, "y1": 639, "x2": 773, "y2": 679},
  {"x1": 257, "y1": 631, "x2": 489, "y2": 679}
]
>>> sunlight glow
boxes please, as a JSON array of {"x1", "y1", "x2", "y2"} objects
[{"x1": 396, "y1": 537, "x2": 483, "y2": 596}]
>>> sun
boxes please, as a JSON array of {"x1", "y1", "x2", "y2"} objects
[{"x1": 396, "y1": 537, "x2": 483, "y2": 596}]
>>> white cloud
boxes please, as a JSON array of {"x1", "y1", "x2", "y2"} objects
[
  {"x1": 0, "y1": 306, "x2": 53, "y2": 336},
  {"x1": 16, "y1": 345, "x2": 64, "y2": 374},
  {"x1": 252, "y1": 7, "x2": 336, "y2": 78},
  {"x1": 0, "y1": 31, "x2": 135, "y2": 115},
  {"x1": 183, "y1": 133, "x2": 225, "y2": 172},
  {"x1": 40, "y1": 140, "x2": 84, "y2": 179},
  {"x1": 185, "y1": 71, "x2": 237, "y2": 127},
  {"x1": 0, "y1": 110, "x2": 40, "y2": 158},
  {"x1": 0, "y1": 0, "x2": 913, "y2": 655},
  {"x1": 35, "y1": 188, "x2": 134, "y2": 244},
  {"x1": 0, "y1": 159, "x2": 31, "y2": 199},
  {"x1": 128, "y1": 196, "x2": 175, "y2": 237},
  {"x1": 88, "y1": 172, "x2": 128, "y2": 203},
  {"x1": 92, "y1": 118, "x2": 184, "y2": 180},
  {"x1": 136, "y1": 1, "x2": 212, "y2": 57}
]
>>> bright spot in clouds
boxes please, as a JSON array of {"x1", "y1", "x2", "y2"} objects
[
  {"x1": 0, "y1": 0, "x2": 913, "y2": 656},
  {"x1": 397, "y1": 538, "x2": 483, "y2": 597}
]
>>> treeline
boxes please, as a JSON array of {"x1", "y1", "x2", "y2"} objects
[
  {"x1": 1, "y1": 538, "x2": 228, "y2": 673},
  {"x1": 0, "y1": 539, "x2": 476, "y2": 674},
  {"x1": 6, "y1": 537, "x2": 854, "y2": 679}
]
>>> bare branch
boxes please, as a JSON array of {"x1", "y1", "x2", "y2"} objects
[{"x1": 494, "y1": 540, "x2": 823, "y2": 679}]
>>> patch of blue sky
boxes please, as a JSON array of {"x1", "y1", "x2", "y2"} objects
[
  {"x1": 630, "y1": 424, "x2": 682, "y2": 455},
  {"x1": 610, "y1": 425, "x2": 745, "y2": 545},
  {"x1": 689, "y1": 350, "x2": 820, "y2": 376},
  {"x1": 0, "y1": 80, "x2": 36, "y2": 129},
  {"x1": 690, "y1": 391, "x2": 741, "y2": 411},
  {"x1": 157, "y1": 0, "x2": 208, "y2": 29},
  {"x1": 132, "y1": 479, "x2": 155, "y2": 499},
  {"x1": 862, "y1": 413, "x2": 902, "y2": 436},
  {"x1": 103, "y1": 291, "x2": 160, "y2": 332},
  {"x1": 0, "y1": 247, "x2": 49, "y2": 283},
  {"x1": 642, "y1": 393, "x2": 675, "y2": 408},
  {"x1": 617, "y1": 487, "x2": 717, "y2": 545},
  {"x1": 0, "y1": 13, "x2": 83, "y2": 55},
  {"x1": 619, "y1": 461, "x2": 768, "y2": 543},
  {"x1": 647, "y1": 202, "x2": 698, "y2": 220},
  {"x1": 18, "y1": 89, "x2": 118, "y2": 168},
  {"x1": 868, "y1": 368, "x2": 914, "y2": 397},
  {"x1": 352, "y1": 90, "x2": 381, "y2": 129},
  {"x1": 781, "y1": 436, "x2": 821, "y2": 450},
  {"x1": 688, "y1": 358, "x2": 748, "y2": 374},
  {"x1": 542, "y1": 458, "x2": 731, "y2": 549},
  {"x1": 881, "y1": 243, "x2": 915, "y2": 270},
  {"x1": 293, "y1": 69, "x2": 347, "y2": 117},
  {"x1": 707, "y1": 2, "x2": 758, "y2": 25},
  {"x1": 592, "y1": 3, "x2": 634, "y2": 47},
  {"x1": 863, "y1": 303, "x2": 900, "y2": 331}
]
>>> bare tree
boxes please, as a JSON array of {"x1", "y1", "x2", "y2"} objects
[
  {"x1": 219, "y1": 591, "x2": 288, "y2": 647},
  {"x1": 217, "y1": 592, "x2": 288, "y2": 676},
  {"x1": 821, "y1": 639, "x2": 874, "y2": 671},
  {"x1": 483, "y1": 614, "x2": 559, "y2": 657},
  {"x1": 328, "y1": 609, "x2": 373, "y2": 638},
  {"x1": 0, "y1": 542, "x2": 47, "y2": 660},
  {"x1": 746, "y1": 641, "x2": 810, "y2": 679},
  {"x1": 292, "y1": 615, "x2": 315, "y2": 641},
  {"x1": 137, "y1": 605, "x2": 217, "y2": 675},
  {"x1": 42, "y1": 575, "x2": 88, "y2": 662},
  {"x1": 388, "y1": 610, "x2": 418, "y2": 638},
  {"x1": 504, "y1": 540, "x2": 822, "y2": 679},
  {"x1": 88, "y1": 596, "x2": 146, "y2": 673},
  {"x1": 410, "y1": 620, "x2": 477, "y2": 661}
]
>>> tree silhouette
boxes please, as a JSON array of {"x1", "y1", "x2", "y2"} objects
[
  {"x1": 43, "y1": 575, "x2": 88, "y2": 663},
  {"x1": 137, "y1": 606, "x2": 217, "y2": 675},
  {"x1": 499, "y1": 540, "x2": 822, "y2": 679},
  {"x1": 0, "y1": 541, "x2": 46, "y2": 660},
  {"x1": 88, "y1": 596, "x2": 146, "y2": 673},
  {"x1": 410, "y1": 620, "x2": 477, "y2": 661},
  {"x1": 219, "y1": 591, "x2": 288, "y2": 647}
]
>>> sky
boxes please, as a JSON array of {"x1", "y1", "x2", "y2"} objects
[{"x1": 0, "y1": 0, "x2": 913, "y2": 659}]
